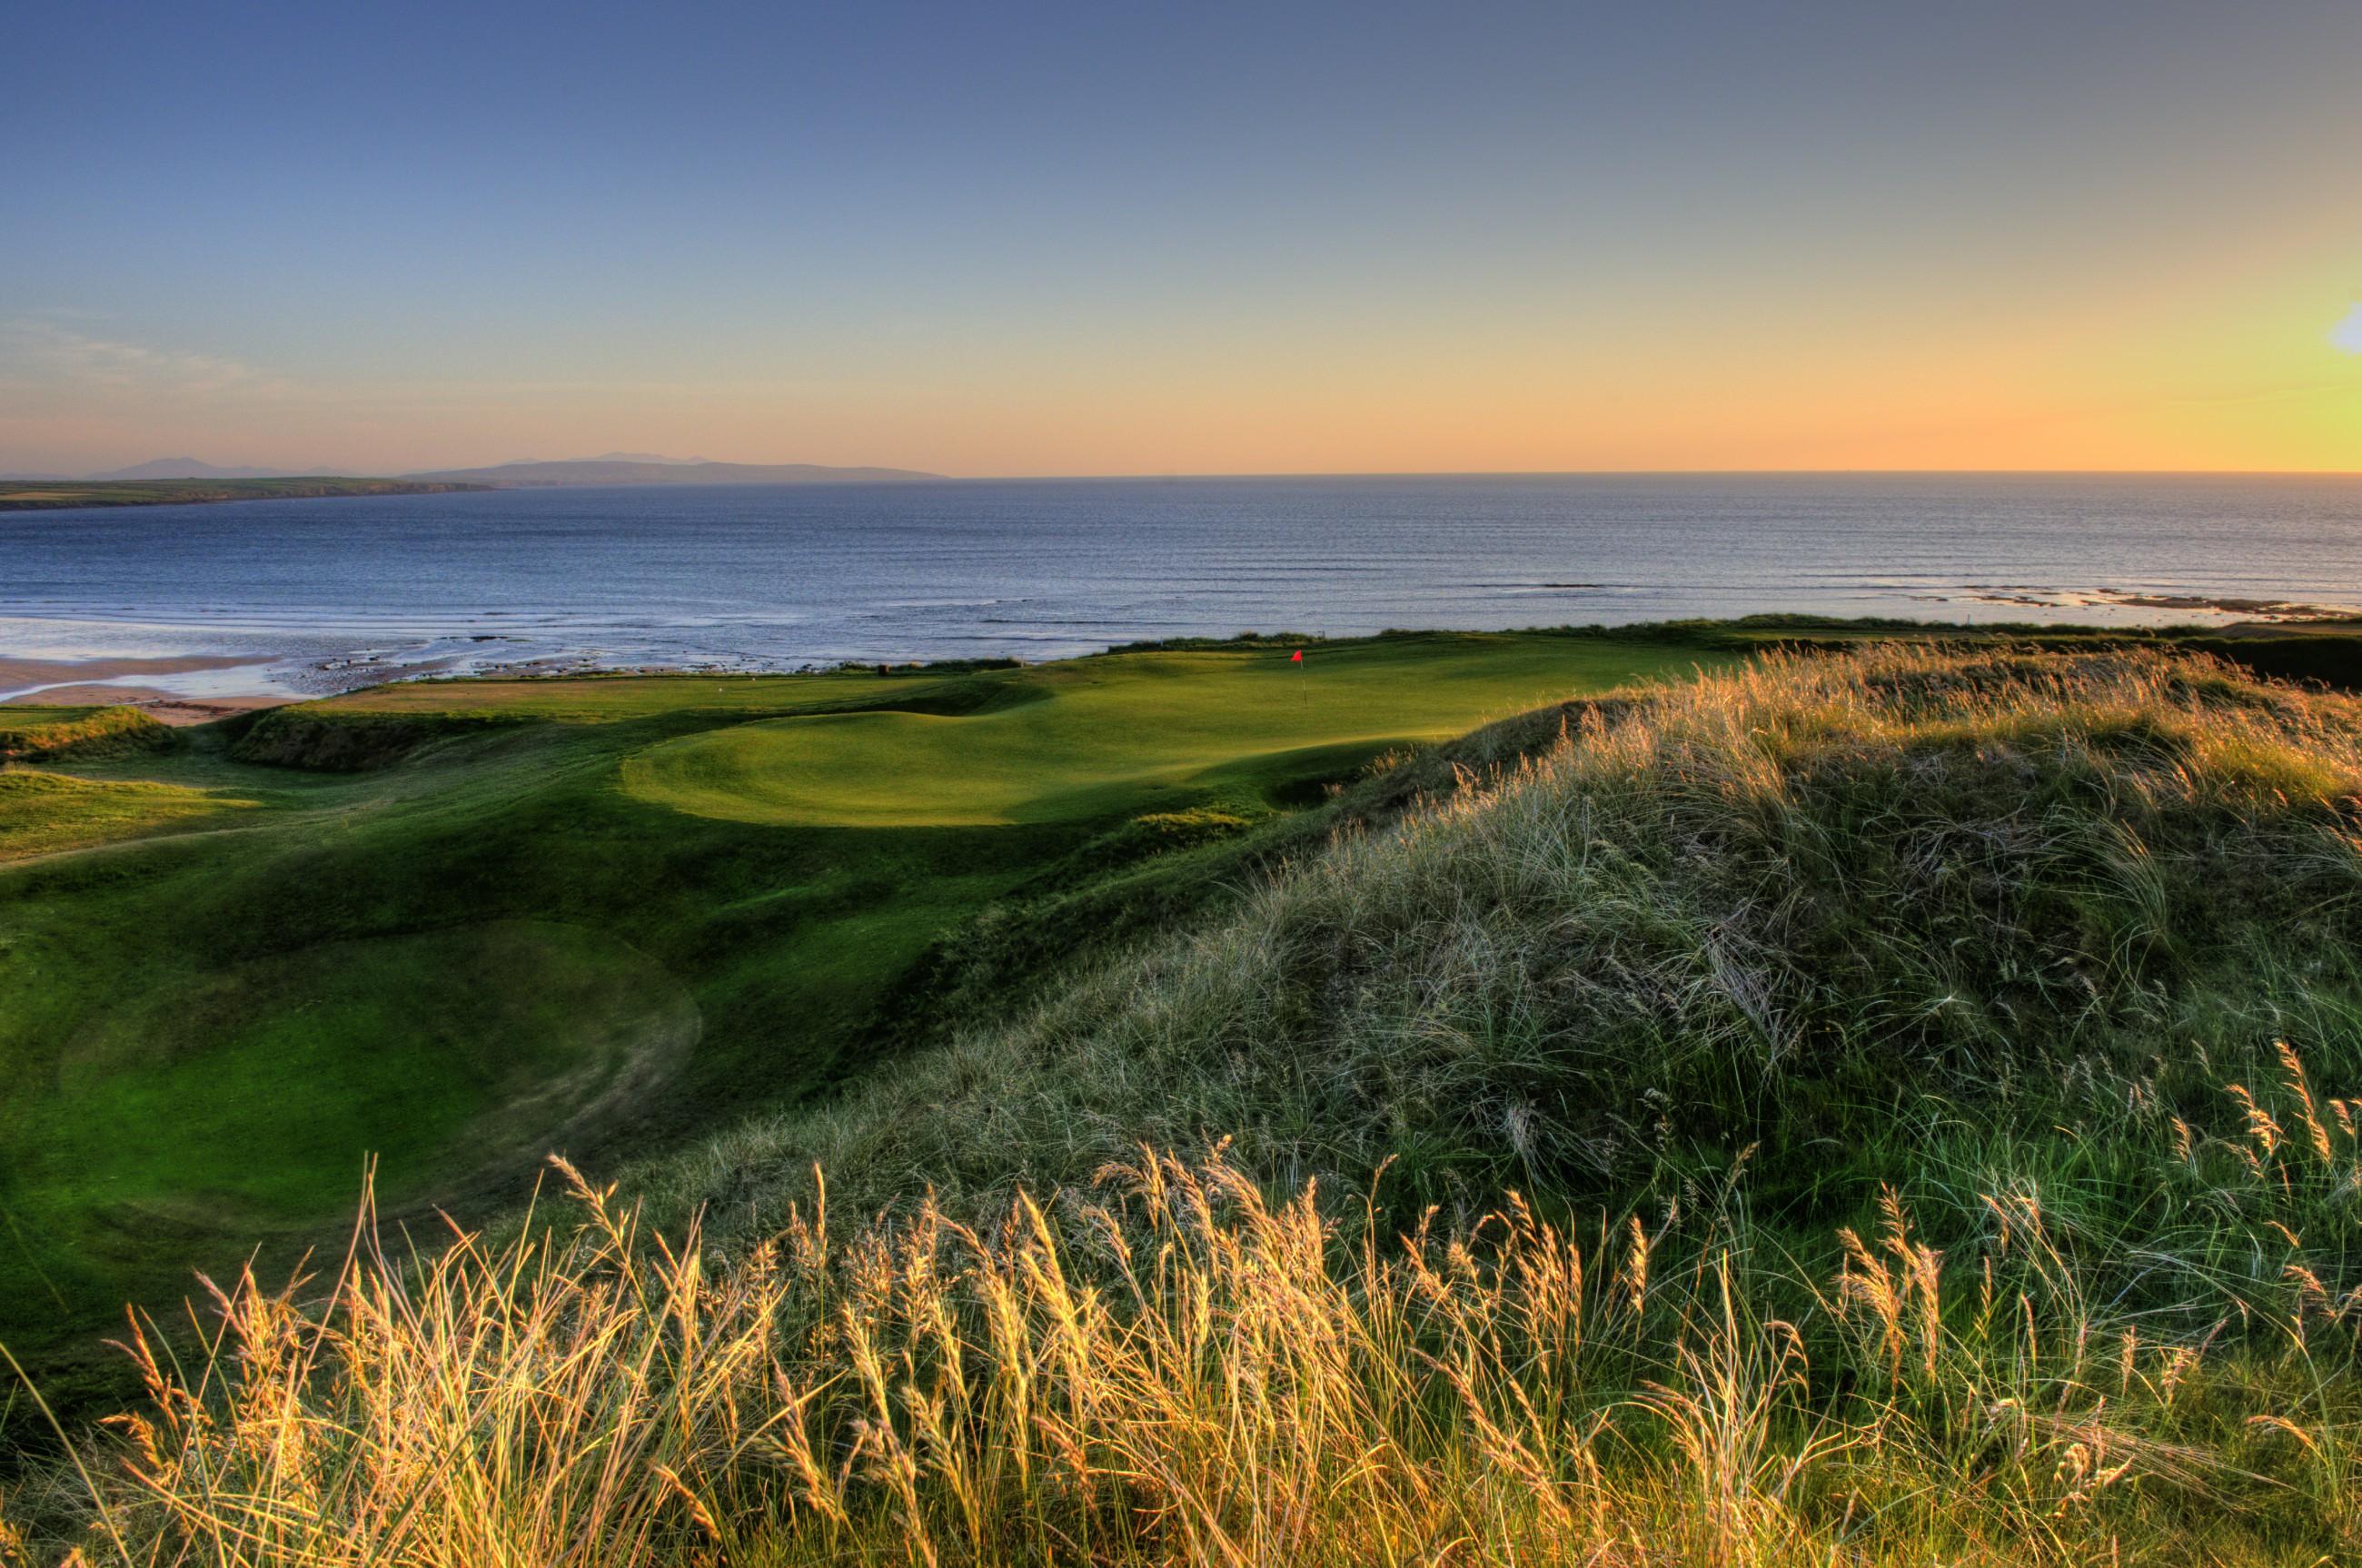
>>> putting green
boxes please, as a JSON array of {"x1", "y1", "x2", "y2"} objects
[
  {"x1": 19, "y1": 921, "x2": 696, "y2": 1222},
  {"x1": 622, "y1": 637, "x2": 1719, "y2": 828}
]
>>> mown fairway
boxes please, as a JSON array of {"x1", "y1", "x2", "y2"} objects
[
  {"x1": 621, "y1": 637, "x2": 1706, "y2": 827},
  {"x1": 0, "y1": 631, "x2": 1724, "y2": 1417}
]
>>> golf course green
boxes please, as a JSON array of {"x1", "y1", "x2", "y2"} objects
[
  {"x1": 0, "y1": 630, "x2": 1726, "y2": 1423},
  {"x1": 621, "y1": 638, "x2": 1704, "y2": 827}
]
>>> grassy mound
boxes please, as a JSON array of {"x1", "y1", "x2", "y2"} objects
[
  {"x1": 1, "y1": 919, "x2": 695, "y2": 1396},
  {"x1": 0, "y1": 707, "x2": 172, "y2": 764},
  {"x1": 631, "y1": 645, "x2": 2362, "y2": 1236},
  {"x1": 32, "y1": 921, "x2": 694, "y2": 1218}
]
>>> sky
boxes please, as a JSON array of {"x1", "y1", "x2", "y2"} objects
[{"x1": 4, "y1": 0, "x2": 2360, "y2": 477}]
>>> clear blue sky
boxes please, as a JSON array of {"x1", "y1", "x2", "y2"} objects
[{"x1": 5, "y1": 1, "x2": 2359, "y2": 474}]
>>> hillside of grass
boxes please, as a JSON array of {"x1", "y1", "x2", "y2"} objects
[
  {"x1": 640, "y1": 645, "x2": 2362, "y2": 1233},
  {"x1": 0, "y1": 707, "x2": 171, "y2": 764},
  {"x1": 0, "y1": 631, "x2": 1707, "y2": 1443},
  {"x1": 0, "y1": 770, "x2": 253, "y2": 863},
  {"x1": 7, "y1": 638, "x2": 2362, "y2": 1564}
]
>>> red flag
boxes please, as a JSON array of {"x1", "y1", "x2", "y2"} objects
[{"x1": 1291, "y1": 649, "x2": 1303, "y2": 663}]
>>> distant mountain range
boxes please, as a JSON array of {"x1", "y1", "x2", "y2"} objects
[{"x1": 398, "y1": 458, "x2": 943, "y2": 487}]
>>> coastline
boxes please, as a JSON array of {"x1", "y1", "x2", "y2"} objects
[
  {"x1": 11, "y1": 610, "x2": 2362, "y2": 727},
  {"x1": 0, "y1": 478, "x2": 493, "y2": 511},
  {"x1": 0, "y1": 655, "x2": 296, "y2": 721}
]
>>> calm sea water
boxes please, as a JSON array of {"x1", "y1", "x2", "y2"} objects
[{"x1": 4, "y1": 473, "x2": 2358, "y2": 697}]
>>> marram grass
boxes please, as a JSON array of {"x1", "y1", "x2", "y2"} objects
[
  {"x1": 630, "y1": 643, "x2": 2362, "y2": 1239},
  {"x1": 4, "y1": 1125, "x2": 2357, "y2": 1567},
  {"x1": 9, "y1": 644, "x2": 2362, "y2": 1563}
]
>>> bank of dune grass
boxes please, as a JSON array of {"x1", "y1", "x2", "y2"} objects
[
  {"x1": 655, "y1": 644, "x2": 2362, "y2": 1231},
  {"x1": 9, "y1": 645, "x2": 2362, "y2": 1563},
  {"x1": 0, "y1": 707, "x2": 170, "y2": 764}
]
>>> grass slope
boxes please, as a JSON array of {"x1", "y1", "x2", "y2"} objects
[
  {"x1": 620, "y1": 645, "x2": 2362, "y2": 1243},
  {"x1": 0, "y1": 631, "x2": 1705, "y2": 1434},
  {"x1": 0, "y1": 772, "x2": 249, "y2": 862},
  {"x1": 16, "y1": 643, "x2": 2358, "y2": 1565},
  {"x1": 0, "y1": 707, "x2": 172, "y2": 765}
]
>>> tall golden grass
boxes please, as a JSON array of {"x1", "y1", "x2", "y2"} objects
[{"x1": 9, "y1": 1070, "x2": 2357, "y2": 1567}]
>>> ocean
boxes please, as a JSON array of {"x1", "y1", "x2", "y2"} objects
[{"x1": 4, "y1": 472, "x2": 2358, "y2": 699}]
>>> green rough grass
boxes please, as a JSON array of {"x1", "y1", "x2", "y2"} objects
[
  {"x1": 14, "y1": 642, "x2": 2360, "y2": 1566},
  {"x1": 225, "y1": 707, "x2": 528, "y2": 769},
  {"x1": 30, "y1": 921, "x2": 694, "y2": 1221},
  {"x1": 623, "y1": 643, "x2": 2362, "y2": 1320},
  {"x1": 0, "y1": 630, "x2": 1705, "y2": 1434},
  {"x1": 316, "y1": 670, "x2": 933, "y2": 720},
  {"x1": 0, "y1": 770, "x2": 248, "y2": 861}
]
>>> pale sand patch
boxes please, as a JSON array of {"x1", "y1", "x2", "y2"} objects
[
  {"x1": 0, "y1": 656, "x2": 293, "y2": 722},
  {"x1": 136, "y1": 696, "x2": 288, "y2": 726},
  {"x1": 0, "y1": 654, "x2": 261, "y2": 690},
  {"x1": 4, "y1": 686, "x2": 286, "y2": 724}
]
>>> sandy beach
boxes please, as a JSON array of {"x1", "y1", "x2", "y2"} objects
[{"x1": 0, "y1": 656, "x2": 291, "y2": 723}]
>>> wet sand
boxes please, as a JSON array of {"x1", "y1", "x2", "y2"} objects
[{"x1": 0, "y1": 656, "x2": 290, "y2": 724}]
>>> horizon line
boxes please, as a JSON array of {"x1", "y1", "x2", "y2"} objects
[{"x1": 16, "y1": 465, "x2": 2362, "y2": 484}]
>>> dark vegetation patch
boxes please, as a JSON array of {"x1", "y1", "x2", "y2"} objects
[
  {"x1": 226, "y1": 707, "x2": 533, "y2": 770},
  {"x1": 859, "y1": 655, "x2": 1027, "y2": 674},
  {"x1": 2178, "y1": 632, "x2": 2362, "y2": 690}
]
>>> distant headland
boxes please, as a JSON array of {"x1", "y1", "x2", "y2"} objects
[
  {"x1": 0, "y1": 455, "x2": 946, "y2": 510},
  {"x1": 0, "y1": 477, "x2": 496, "y2": 511},
  {"x1": 395, "y1": 457, "x2": 943, "y2": 486}
]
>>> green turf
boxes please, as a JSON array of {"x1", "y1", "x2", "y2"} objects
[
  {"x1": 34, "y1": 922, "x2": 694, "y2": 1218},
  {"x1": 321, "y1": 670, "x2": 930, "y2": 720},
  {"x1": 622, "y1": 640, "x2": 1716, "y2": 827},
  {"x1": 0, "y1": 769, "x2": 252, "y2": 860},
  {"x1": 0, "y1": 630, "x2": 1726, "y2": 1426}
]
